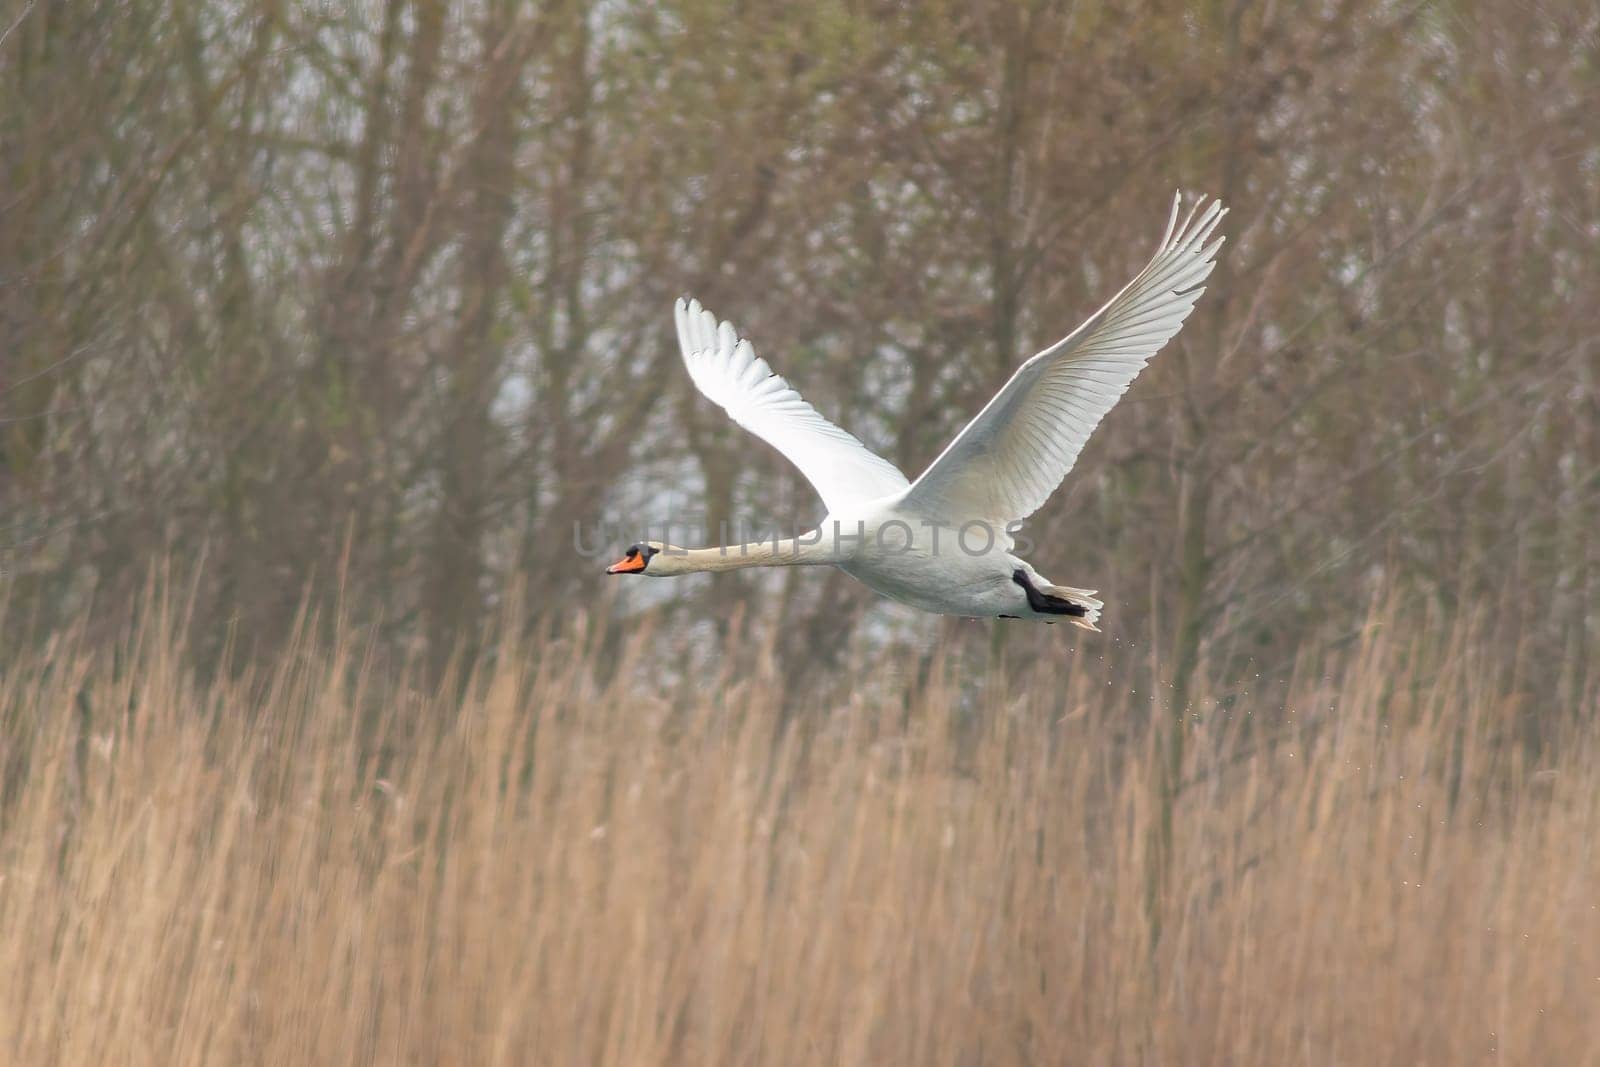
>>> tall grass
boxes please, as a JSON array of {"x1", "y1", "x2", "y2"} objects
[{"x1": 1, "y1": 589, "x2": 1596, "y2": 1065}]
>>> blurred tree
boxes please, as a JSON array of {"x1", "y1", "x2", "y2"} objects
[{"x1": 0, "y1": 0, "x2": 1594, "y2": 715}]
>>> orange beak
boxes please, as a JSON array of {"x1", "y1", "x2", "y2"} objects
[{"x1": 605, "y1": 552, "x2": 646, "y2": 575}]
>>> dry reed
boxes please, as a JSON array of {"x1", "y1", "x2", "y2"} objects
[{"x1": 0, "y1": 590, "x2": 1595, "y2": 1065}]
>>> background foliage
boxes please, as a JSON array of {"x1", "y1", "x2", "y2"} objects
[
  {"x1": 4, "y1": 4, "x2": 1599, "y2": 1059},
  {"x1": 3, "y1": 0, "x2": 1598, "y2": 713}
]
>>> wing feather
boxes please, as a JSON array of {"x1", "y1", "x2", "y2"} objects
[
  {"x1": 674, "y1": 298, "x2": 909, "y2": 515},
  {"x1": 902, "y1": 193, "x2": 1227, "y2": 522}
]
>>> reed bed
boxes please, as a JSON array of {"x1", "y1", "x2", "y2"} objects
[{"x1": 0, "y1": 593, "x2": 1595, "y2": 1065}]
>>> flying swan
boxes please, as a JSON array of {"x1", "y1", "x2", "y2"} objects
[{"x1": 607, "y1": 194, "x2": 1226, "y2": 629}]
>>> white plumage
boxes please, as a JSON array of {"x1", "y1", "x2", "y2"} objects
[
  {"x1": 904, "y1": 194, "x2": 1226, "y2": 523},
  {"x1": 610, "y1": 193, "x2": 1228, "y2": 629},
  {"x1": 674, "y1": 298, "x2": 909, "y2": 514}
]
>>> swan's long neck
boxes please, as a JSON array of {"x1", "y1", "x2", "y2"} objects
[{"x1": 651, "y1": 536, "x2": 834, "y2": 575}]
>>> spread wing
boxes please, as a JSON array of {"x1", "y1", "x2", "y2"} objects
[
  {"x1": 675, "y1": 298, "x2": 910, "y2": 514},
  {"x1": 901, "y1": 194, "x2": 1226, "y2": 523}
]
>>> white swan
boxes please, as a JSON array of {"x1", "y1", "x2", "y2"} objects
[{"x1": 607, "y1": 194, "x2": 1227, "y2": 629}]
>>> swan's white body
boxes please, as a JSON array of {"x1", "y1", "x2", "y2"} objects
[
  {"x1": 610, "y1": 194, "x2": 1227, "y2": 629},
  {"x1": 831, "y1": 511, "x2": 1059, "y2": 620}
]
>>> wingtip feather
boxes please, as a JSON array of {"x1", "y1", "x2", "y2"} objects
[{"x1": 1159, "y1": 191, "x2": 1183, "y2": 247}]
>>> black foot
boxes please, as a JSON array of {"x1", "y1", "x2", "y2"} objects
[{"x1": 1011, "y1": 569, "x2": 1088, "y2": 617}]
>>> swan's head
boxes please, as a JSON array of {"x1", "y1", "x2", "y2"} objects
[{"x1": 604, "y1": 541, "x2": 665, "y2": 576}]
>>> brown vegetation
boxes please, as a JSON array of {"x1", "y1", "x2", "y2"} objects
[
  {"x1": 0, "y1": 589, "x2": 1595, "y2": 1064},
  {"x1": 4, "y1": 1, "x2": 1598, "y2": 1060},
  {"x1": 4, "y1": 1, "x2": 1598, "y2": 709}
]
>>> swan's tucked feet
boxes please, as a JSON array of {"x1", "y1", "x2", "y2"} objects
[{"x1": 1011, "y1": 570, "x2": 1103, "y2": 631}]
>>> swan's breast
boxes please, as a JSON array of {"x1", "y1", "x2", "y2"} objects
[{"x1": 832, "y1": 510, "x2": 1021, "y2": 617}]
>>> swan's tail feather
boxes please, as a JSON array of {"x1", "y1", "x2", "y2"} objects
[{"x1": 1013, "y1": 570, "x2": 1103, "y2": 631}]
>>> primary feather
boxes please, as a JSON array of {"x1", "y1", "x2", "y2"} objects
[
  {"x1": 674, "y1": 298, "x2": 909, "y2": 514},
  {"x1": 901, "y1": 194, "x2": 1227, "y2": 522}
]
